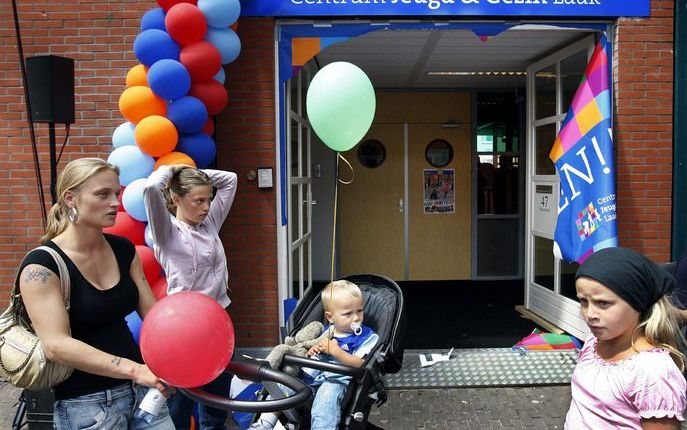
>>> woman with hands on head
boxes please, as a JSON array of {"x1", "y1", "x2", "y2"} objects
[
  {"x1": 18, "y1": 158, "x2": 175, "y2": 429},
  {"x1": 143, "y1": 163, "x2": 238, "y2": 430}
]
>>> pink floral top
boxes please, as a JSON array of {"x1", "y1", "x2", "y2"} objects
[{"x1": 565, "y1": 335, "x2": 686, "y2": 429}]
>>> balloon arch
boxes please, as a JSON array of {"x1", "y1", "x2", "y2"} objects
[{"x1": 106, "y1": 0, "x2": 241, "y2": 339}]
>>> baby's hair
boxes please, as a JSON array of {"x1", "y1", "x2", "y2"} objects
[
  {"x1": 635, "y1": 297, "x2": 687, "y2": 371},
  {"x1": 163, "y1": 166, "x2": 211, "y2": 214},
  {"x1": 321, "y1": 280, "x2": 362, "y2": 312}
]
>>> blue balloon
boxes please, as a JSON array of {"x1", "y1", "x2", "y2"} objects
[
  {"x1": 107, "y1": 146, "x2": 154, "y2": 186},
  {"x1": 176, "y1": 133, "x2": 217, "y2": 168},
  {"x1": 141, "y1": 7, "x2": 166, "y2": 31},
  {"x1": 125, "y1": 311, "x2": 142, "y2": 345},
  {"x1": 112, "y1": 122, "x2": 136, "y2": 148},
  {"x1": 147, "y1": 59, "x2": 191, "y2": 101},
  {"x1": 213, "y1": 67, "x2": 225, "y2": 85},
  {"x1": 198, "y1": 0, "x2": 241, "y2": 28},
  {"x1": 122, "y1": 178, "x2": 148, "y2": 222},
  {"x1": 134, "y1": 29, "x2": 180, "y2": 67},
  {"x1": 167, "y1": 96, "x2": 208, "y2": 134},
  {"x1": 145, "y1": 224, "x2": 155, "y2": 249},
  {"x1": 205, "y1": 28, "x2": 241, "y2": 65}
]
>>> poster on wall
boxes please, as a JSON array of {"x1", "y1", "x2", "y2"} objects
[{"x1": 424, "y1": 169, "x2": 455, "y2": 214}]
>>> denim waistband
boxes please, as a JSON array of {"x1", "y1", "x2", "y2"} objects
[{"x1": 58, "y1": 383, "x2": 133, "y2": 406}]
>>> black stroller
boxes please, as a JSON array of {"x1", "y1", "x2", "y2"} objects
[{"x1": 184, "y1": 273, "x2": 406, "y2": 429}]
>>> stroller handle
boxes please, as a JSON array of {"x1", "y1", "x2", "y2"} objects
[
  {"x1": 283, "y1": 354, "x2": 366, "y2": 378},
  {"x1": 179, "y1": 361, "x2": 312, "y2": 413}
]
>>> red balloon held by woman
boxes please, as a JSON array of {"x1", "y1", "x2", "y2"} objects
[{"x1": 140, "y1": 292, "x2": 234, "y2": 388}]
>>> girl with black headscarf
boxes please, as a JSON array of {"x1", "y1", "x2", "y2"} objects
[{"x1": 565, "y1": 247, "x2": 687, "y2": 430}]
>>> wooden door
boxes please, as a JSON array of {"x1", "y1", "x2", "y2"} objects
[{"x1": 339, "y1": 123, "x2": 404, "y2": 279}]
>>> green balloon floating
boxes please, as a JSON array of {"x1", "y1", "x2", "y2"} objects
[{"x1": 306, "y1": 62, "x2": 376, "y2": 153}]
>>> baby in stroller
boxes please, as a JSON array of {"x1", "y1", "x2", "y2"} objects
[{"x1": 251, "y1": 280, "x2": 379, "y2": 430}]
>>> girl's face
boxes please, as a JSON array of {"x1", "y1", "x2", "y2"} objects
[
  {"x1": 67, "y1": 170, "x2": 121, "y2": 228},
  {"x1": 576, "y1": 277, "x2": 641, "y2": 343},
  {"x1": 325, "y1": 294, "x2": 364, "y2": 335},
  {"x1": 173, "y1": 185, "x2": 212, "y2": 226}
]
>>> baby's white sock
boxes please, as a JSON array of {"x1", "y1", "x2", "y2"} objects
[{"x1": 256, "y1": 412, "x2": 279, "y2": 429}]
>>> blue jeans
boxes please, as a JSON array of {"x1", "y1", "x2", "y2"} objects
[
  {"x1": 310, "y1": 380, "x2": 347, "y2": 430},
  {"x1": 275, "y1": 377, "x2": 348, "y2": 430},
  {"x1": 168, "y1": 371, "x2": 230, "y2": 430},
  {"x1": 53, "y1": 382, "x2": 175, "y2": 429}
]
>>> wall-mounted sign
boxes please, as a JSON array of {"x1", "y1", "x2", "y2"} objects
[{"x1": 240, "y1": 0, "x2": 649, "y2": 18}]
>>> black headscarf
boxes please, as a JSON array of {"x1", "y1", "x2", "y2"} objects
[{"x1": 575, "y1": 247, "x2": 675, "y2": 312}]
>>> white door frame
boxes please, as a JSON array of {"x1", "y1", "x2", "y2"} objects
[{"x1": 525, "y1": 35, "x2": 596, "y2": 339}]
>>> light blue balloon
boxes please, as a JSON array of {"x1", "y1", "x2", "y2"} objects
[
  {"x1": 107, "y1": 146, "x2": 154, "y2": 186},
  {"x1": 125, "y1": 311, "x2": 142, "y2": 344},
  {"x1": 213, "y1": 67, "x2": 226, "y2": 84},
  {"x1": 145, "y1": 224, "x2": 155, "y2": 249},
  {"x1": 122, "y1": 178, "x2": 148, "y2": 222},
  {"x1": 198, "y1": 0, "x2": 240, "y2": 28},
  {"x1": 205, "y1": 28, "x2": 241, "y2": 65},
  {"x1": 112, "y1": 122, "x2": 136, "y2": 149}
]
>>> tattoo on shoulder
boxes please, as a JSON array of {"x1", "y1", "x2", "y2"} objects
[
  {"x1": 24, "y1": 267, "x2": 54, "y2": 285},
  {"x1": 111, "y1": 356, "x2": 122, "y2": 366}
]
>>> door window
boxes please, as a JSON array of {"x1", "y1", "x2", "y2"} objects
[{"x1": 287, "y1": 70, "x2": 313, "y2": 300}]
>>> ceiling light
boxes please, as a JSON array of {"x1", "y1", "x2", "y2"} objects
[{"x1": 426, "y1": 71, "x2": 527, "y2": 77}]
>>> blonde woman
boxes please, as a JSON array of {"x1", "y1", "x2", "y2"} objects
[
  {"x1": 18, "y1": 158, "x2": 174, "y2": 429},
  {"x1": 143, "y1": 164, "x2": 237, "y2": 430}
]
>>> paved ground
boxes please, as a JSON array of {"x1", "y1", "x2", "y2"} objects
[
  {"x1": 3, "y1": 381, "x2": 685, "y2": 429},
  {"x1": 0, "y1": 381, "x2": 573, "y2": 429}
]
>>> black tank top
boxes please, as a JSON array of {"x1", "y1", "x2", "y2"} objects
[{"x1": 19, "y1": 234, "x2": 143, "y2": 400}]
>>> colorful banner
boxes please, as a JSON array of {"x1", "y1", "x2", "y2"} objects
[
  {"x1": 240, "y1": 0, "x2": 649, "y2": 18},
  {"x1": 549, "y1": 34, "x2": 617, "y2": 264}
]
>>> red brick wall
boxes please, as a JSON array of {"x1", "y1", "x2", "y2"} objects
[
  {"x1": 216, "y1": 18, "x2": 280, "y2": 346},
  {"x1": 614, "y1": 0, "x2": 675, "y2": 262}
]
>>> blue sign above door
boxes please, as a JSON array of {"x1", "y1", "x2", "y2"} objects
[{"x1": 240, "y1": 0, "x2": 649, "y2": 18}]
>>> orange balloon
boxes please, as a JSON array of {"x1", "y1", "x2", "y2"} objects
[
  {"x1": 126, "y1": 64, "x2": 148, "y2": 88},
  {"x1": 230, "y1": 22, "x2": 238, "y2": 32},
  {"x1": 119, "y1": 86, "x2": 167, "y2": 124},
  {"x1": 134, "y1": 115, "x2": 178, "y2": 157},
  {"x1": 154, "y1": 151, "x2": 196, "y2": 170}
]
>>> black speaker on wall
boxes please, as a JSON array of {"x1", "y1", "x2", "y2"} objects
[{"x1": 26, "y1": 55, "x2": 75, "y2": 124}]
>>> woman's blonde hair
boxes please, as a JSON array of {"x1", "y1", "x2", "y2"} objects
[
  {"x1": 163, "y1": 166, "x2": 211, "y2": 215},
  {"x1": 635, "y1": 296, "x2": 687, "y2": 372},
  {"x1": 321, "y1": 280, "x2": 362, "y2": 312},
  {"x1": 41, "y1": 158, "x2": 119, "y2": 242}
]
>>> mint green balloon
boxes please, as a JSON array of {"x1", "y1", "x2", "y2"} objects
[{"x1": 306, "y1": 62, "x2": 376, "y2": 152}]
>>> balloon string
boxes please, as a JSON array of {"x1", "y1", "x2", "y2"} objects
[
  {"x1": 330, "y1": 154, "x2": 339, "y2": 283},
  {"x1": 337, "y1": 154, "x2": 354, "y2": 185},
  {"x1": 327, "y1": 154, "x2": 342, "y2": 356}
]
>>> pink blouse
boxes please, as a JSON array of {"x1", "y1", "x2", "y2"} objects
[{"x1": 565, "y1": 335, "x2": 686, "y2": 429}]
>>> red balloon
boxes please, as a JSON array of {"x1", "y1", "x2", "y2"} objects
[
  {"x1": 189, "y1": 80, "x2": 228, "y2": 115},
  {"x1": 151, "y1": 277, "x2": 168, "y2": 300},
  {"x1": 180, "y1": 42, "x2": 221, "y2": 82},
  {"x1": 140, "y1": 292, "x2": 234, "y2": 388},
  {"x1": 165, "y1": 3, "x2": 207, "y2": 46},
  {"x1": 104, "y1": 212, "x2": 145, "y2": 246},
  {"x1": 136, "y1": 245, "x2": 162, "y2": 285},
  {"x1": 202, "y1": 118, "x2": 214, "y2": 136},
  {"x1": 157, "y1": 0, "x2": 196, "y2": 12},
  {"x1": 117, "y1": 186, "x2": 126, "y2": 212}
]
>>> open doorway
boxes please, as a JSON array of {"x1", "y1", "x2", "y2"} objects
[{"x1": 288, "y1": 24, "x2": 603, "y2": 346}]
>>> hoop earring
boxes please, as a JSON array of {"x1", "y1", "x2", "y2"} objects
[{"x1": 68, "y1": 207, "x2": 78, "y2": 223}]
